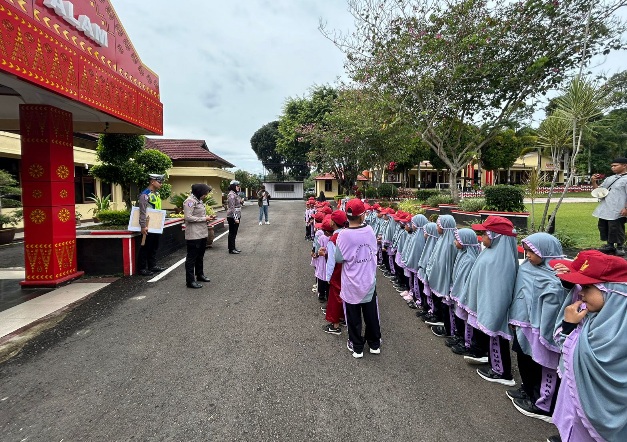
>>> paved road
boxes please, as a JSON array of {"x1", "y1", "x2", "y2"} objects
[{"x1": 0, "y1": 201, "x2": 554, "y2": 442}]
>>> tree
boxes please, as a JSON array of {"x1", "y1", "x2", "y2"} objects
[
  {"x1": 277, "y1": 86, "x2": 338, "y2": 180},
  {"x1": 321, "y1": 0, "x2": 626, "y2": 201},
  {"x1": 234, "y1": 169, "x2": 262, "y2": 194},
  {"x1": 90, "y1": 134, "x2": 173, "y2": 209},
  {"x1": 250, "y1": 121, "x2": 287, "y2": 179},
  {"x1": 480, "y1": 128, "x2": 534, "y2": 176}
]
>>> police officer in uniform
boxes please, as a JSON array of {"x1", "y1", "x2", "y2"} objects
[
  {"x1": 184, "y1": 184, "x2": 213, "y2": 288},
  {"x1": 137, "y1": 173, "x2": 166, "y2": 276}
]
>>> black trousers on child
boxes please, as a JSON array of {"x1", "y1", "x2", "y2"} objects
[
  {"x1": 489, "y1": 335, "x2": 513, "y2": 380},
  {"x1": 185, "y1": 238, "x2": 207, "y2": 284},
  {"x1": 598, "y1": 218, "x2": 626, "y2": 246},
  {"x1": 317, "y1": 279, "x2": 329, "y2": 301},
  {"x1": 345, "y1": 291, "x2": 381, "y2": 354},
  {"x1": 137, "y1": 232, "x2": 160, "y2": 270}
]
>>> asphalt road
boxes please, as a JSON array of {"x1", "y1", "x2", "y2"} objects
[{"x1": 0, "y1": 201, "x2": 555, "y2": 442}]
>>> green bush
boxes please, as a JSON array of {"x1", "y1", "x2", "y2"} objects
[
  {"x1": 458, "y1": 198, "x2": 486, "y2": 212},
  {"x1": 397, "y1": 199, "x2": 425, "y2": 215},
  {"x1": 415, "y1": 189, "x2": 443, "y2": 201},
  {"x1": 96, "y1": 210, "x2": 131, "y2": 226},
  {"x1": 364, "y1": 187, "x2": 378, "y2": 198},
  {"x1": 378, "y1": 183, "x2": 398, "y2": 198},
  {"x1": 483, "y1": 185, "x2": 526, "y2": 212},
  {"x1": 425, "y1": 194, "x2": 454, "y2": 207},
  {"x1": 304, "y1": 192, "x2": 316, "y2": 200},
  {"x1": 334, "y1": 194, "x2": 346, "y2": 201}
]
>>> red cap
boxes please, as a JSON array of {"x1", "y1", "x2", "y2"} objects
[
  {"x1": 321, "y1": 217, "x2": 333, "y2": 232},
  {"x1": 364, "y1": 203, "x2": 371, "y2": 211},
  {"x1": 372, "y1": 203, "x2": 381, "y2": 210},
  {"x1": 345, "y1": 199, "x2": 366, "y2": 217},
  {"x1": 549, "y1": 250, "x2": 627, "y2": 284},
  {"x1": 386, "y1": 208, "x2": 396, "y2": 215},
  {"x1": 330, "y1": 210, "x2": 348, "y2": 227},
  {"x1": 314, "y1": 212, "x2": 325, "y2": 222},
  {"x1": 321, "y1": 206, "x2": 332, "y2": 215},
  {"x1": 471, "y1": 215, "x2": 517, "y2": 237}
]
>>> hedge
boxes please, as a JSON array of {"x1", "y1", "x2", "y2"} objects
[
  {"x1": 483, "y1": 185, "x2": 526, "y2": 212},
  {"x1": 96, "y1": 209, "x2": 131, "y2": 226}
]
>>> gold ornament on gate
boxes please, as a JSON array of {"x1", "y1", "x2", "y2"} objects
[
  {"x1": 60, "y1": 189, "x2": 68, "y2": 198},
  {"x1": 58, "y1": 208, "x2": 70, "y2": 223},
  {"x1": 32, "y1": 189, "x2": 43, "y2": 199},
  {"x1": 29, "y1": 164, "x2": 44, "y2": 178},
  {"x1": 30, "y1": 209, "x2": 46, "y2": 224},
  {"x1": 56, "y1": 165, "x2": 70, "y2": 179}
]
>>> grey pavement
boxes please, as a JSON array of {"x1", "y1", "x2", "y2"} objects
[{"x1": 0, "y1": 201, "x2": 555, "y2": 442}]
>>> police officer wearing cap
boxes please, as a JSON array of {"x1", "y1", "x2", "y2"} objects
[
  {"x1": 137, "y1": 173, "x2": 166, "y2": 275},
  {"x1": 592, "y1": 158, "x2": 627, "y2": 256},
  {"x1": 226, "y1": 180, "x2": 242, "y2": 254}
]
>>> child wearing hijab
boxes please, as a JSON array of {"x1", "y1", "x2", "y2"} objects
[
  {"x1": 401, "y1": 215, "x2": 429, "y2": 310},
  {"x1": 448, "y1": 228, "x2": 482, "y2": 349},
  {"x1": 392, "y1": 213, "x2": 411, "y2": 293},
  {"x1": 425, "y1": 215, "x2": 459, "y2": 336},
  {"x1": 458, "y1": 216, "x2": 519, "y2": 385},
  {"x1": 311, "y1": 212, "x2": 328, "y2": 302},
  {"x1": 416, "y1": 222, "x2": 440, "y2": 324},
  {"x1": 382, "y1": 209, "x2": 398, "y2": 278},
  {"x1": 507, "y1": 232, "x2": 567, "y2": 423},
  {"x1": 547, "y1": 250, "x2": 627, "y2": 442}
]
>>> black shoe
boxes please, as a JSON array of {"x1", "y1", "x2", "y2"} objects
[
  {"x1": 547, "y1": 435, "x2": 562, "y2": 442},
  {"x1": 415, "y1": 309, "x2": 428, "y2": 318},
  {"x1": 187, "y1": 281, "x2": 203, "y2": 289},
  {"x1": 407, "y1": 301, "x2": 418, "y2": 309},
  {"x1": 234, "y1": 248, "x2": 241, "y2": 253},
  {"x1": 445, "y1": 336, "x2": 464, "y2": 347},
  {"x1": 431, "y1": 325, "x2": 449, "y2": 337},
  {"x1": 229, "y1": 250, "x2": 240, "y2": 254},
  {"x1": 423, "y1": 314, "x2": 444, "y2": 327},
  {"x1": 512, "y1": 397, "x2": 553, "y2": 423},
  {"x1": 149, "y1": 266, "x2": 166, "y2": 272},
  {"x1": 598, "y1": 244, "x2": 616, "y2": 254},
  {"x1": 196, "y1": 275, "x2": 211, "y2": 282},
  {"x1": 476, "y1": 367, "x2": 515, "y2": 386},
  {"x1": 138, "y1": 269, "x2": 153, "y2": 276},
  {"x1": 616, "y1": 247, "x2": 625, "y2": 257},
  {"x1": 506, "y1": 387, "x2": 530, "y2": 401}
]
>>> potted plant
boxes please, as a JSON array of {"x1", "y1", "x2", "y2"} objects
[
  {"x1": 75, "y1": 210, "x2": 83, "y2": 226},
  {"x1": 0, "y1": 169, "x2": 23, "y2": 244},
  {"x1": 86, "y1": 193, "x2": 111, "y2": 222}
]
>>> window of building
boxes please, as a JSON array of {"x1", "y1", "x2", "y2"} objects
[
  {"x1": 101, "y1": 181, "x2": 113, "y2": 202},
  {"x1": 74, "y1": 166, "x2": 94, "y2": 203},
  {"x1": 324, "y1": 180, "x2": 332, "y2": 192},
  {"x1": 274, "y1": 183, "x2": 294, "y2": 192}
]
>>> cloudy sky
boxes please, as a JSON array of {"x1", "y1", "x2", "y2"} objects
[
  {"x1": 112, "y1": 0, "x2": 353, "y2": 175},
  {"x1": 112, "y1": 1, "x2": 626, "y2": 176}
]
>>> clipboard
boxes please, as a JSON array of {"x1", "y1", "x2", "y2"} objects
[{"x1": 128, "y1": 207, "x2": 166, "y2": 234}]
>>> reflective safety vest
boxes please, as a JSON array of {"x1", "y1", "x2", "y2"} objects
[{"x1": 143, "y1": 189, "x2": 162, "y2": 210}]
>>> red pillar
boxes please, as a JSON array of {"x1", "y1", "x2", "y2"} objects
[{"x1": 19, "y1": 105, "x2": 84, "y2": 287}]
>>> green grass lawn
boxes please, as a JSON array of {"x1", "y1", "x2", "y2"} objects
[{"x1": 526, "y1": 201, "x2": 599, "y2": 249}]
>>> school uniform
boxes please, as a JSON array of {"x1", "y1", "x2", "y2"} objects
[
  {"x1": 401, "y1": 215, "x2": 429, "y2": 307},
  {"x1": 416, "y1": 223, "x2": 440, "y2": 316}
]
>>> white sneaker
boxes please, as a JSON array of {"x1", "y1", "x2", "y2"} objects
[
  {"x1": 369, "y1": 347, "x2": 381, "y2": 354},
  {"x1": 352, "y1": 351, "x2": 363, "y2": 359},
  {"x1": 259, "y1": 221, "x2": 262, "y2": 225},
  {"x1": 265, "y1": 221, "x2": 270, "y2": 225}
]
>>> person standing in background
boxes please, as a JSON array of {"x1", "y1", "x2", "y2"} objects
[
  {"x1": 183, "y1": 184, "x2": 213, "y2": 289},
  {"x1": 226, "y1": 180, "x2": 242, "y2": 254},
  {"x1": 257, "y1": 185, "x2": 271, "y2": 225},
  {"x1": 591, "y1": 158, "x2": 627, "y2": 256},
  {"x1": 137, "y1": 173, "x2": 165, "y2": 276}
]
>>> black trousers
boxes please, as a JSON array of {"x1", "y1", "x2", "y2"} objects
[
  {"x1": 227, "y1": 217, "x2": 239, "y2": 251},
  {"x1": 598, "y1": 218, "x2": 626, "y2": 245},
  {"x1": 137, "y1": 232, "x2": 160, "y2": 270},
  {"x1": 317, "y1": 279, "x2": 329, "y2": 301},
  {"x1": 345, "y1": 291, "x2": 381, "y2": 354},
  {"x1": 489, "y1": 335, "x2": 513, "y2": 379},
  {"x1": 185, "y1": 238, "x2": 207, "y2": 284},
  {"x1": 382, "y1": 250, "x2": 390, "y2": 271}
]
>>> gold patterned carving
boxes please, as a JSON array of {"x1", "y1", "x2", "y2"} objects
[
  {"x1": 59, "y1": 189, "x2": 68, "y2": 198},
  {"x1": 41, "y1": 248, "x2": 51, "y2": 272},
  {"x1": 58, "y1": 208, "x2": 70, "y2": 223},
  {"x1": 32, "y1": 189, "x2": 43, "y2": 199},
  {"x1": 30, "y1": 209, "x2": 46, "y2": 224},
  {"x1": 25, "y1": 244, "x2": 53, "y2": 274},
  {"x1": 54, "y1": 244, "x2": 65, "y2": 269},
  {"x1": 56, "y1": 165, "x2": 69, "y2": 179},
  {"x1": 29, "y1": 163, "x2": 44, "y2": 178},
  {"x1": 25, "y1": 246, "x2": 38, "y2": 272}
]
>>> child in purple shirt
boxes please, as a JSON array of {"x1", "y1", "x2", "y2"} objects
[{"x1": 335, "y1": 199, "x2": 381, "y2": 359}]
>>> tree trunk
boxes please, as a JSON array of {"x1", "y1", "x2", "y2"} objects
[{"x1": 449, "y1": 167, "x2": 461, "y2": 203}]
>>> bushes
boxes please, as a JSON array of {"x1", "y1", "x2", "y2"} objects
[
  {"x1": 364, "y1": 187, "x2": 378, "y2": 198},
  {"x1": 458, "y1": 198, "x2": 486, "y2": 212},
  {"x1": 415, "y1": 189, "x2": 442, "y2": 200},
  {"x1": 377, "y1": 183, "x2": 398, "y2": 198},
  {"x1": 96, "y1": 210, "x2": 131, "y2": 226},
  {"x1": 425, "y1": 194, "x2": 454, "y2": 207},
  {"x1": 483, "y1": 185, "x2": 526, "y2": 212},
  {"x1": 397, "y1": 199, "x2": 425, "y2": 215}
]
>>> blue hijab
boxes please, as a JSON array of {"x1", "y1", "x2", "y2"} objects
[
  {"x1": 508, "y1": 233, "x2": 567, "y2": 368},
  {"x1": 417, "y1": 222, "x2": 439, "y2": 281},
  {"x1": 568, "y1": 283, "x2": 627, "y2": 441},
  {"x1": 450, "y1": 228, "x2": 481, "y2": 300},
  {"x1": 461, "y1": 230, "x2": 518, "y2": 339},
  {"x1": 402, "y1": 215, "x2": 428, "y2": 272},
  {"x1": 384, "y1": 216, "x2": 397, "y2": 244},
  {"x1": 426, "y1": 215, "x2": 459, "y2": 298}
]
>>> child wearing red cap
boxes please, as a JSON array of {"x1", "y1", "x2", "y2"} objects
[
  {"x1": 456, "y1": 216, "x2": 519, "y2": 384},
  {"x1": 318, "y1": 209, "x2": 348, "y2": 336},
  {"x1": 547, "y1": 250, "x2": 627, "y2": 442},
  {"x1": 335, "y1": 198, "x2": 381, "y2": 358},
  {"x1": 311, "y1": 212, "x2": 328, "y2": 302}
]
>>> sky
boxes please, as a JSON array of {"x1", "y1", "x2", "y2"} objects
[
  {"x1": 112, "y1": 1, "x2": 626, "y2": 176},
  {"x1": 112, "y1": 0, "x2": 354, "y2": 175}
]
